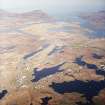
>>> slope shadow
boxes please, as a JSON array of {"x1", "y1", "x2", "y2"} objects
[
  {"x1": 23, "y1": 49, "x2": 43, "y2": 60},
  {"x1": 0, "y1": 90, "x2": 8, "y2": 100},
  {"x1": 48, "y1": 46, "x2": 64, "y2": 56},
  {"x1": 50, "y1": 80, "x2": 105, "y2": 104},
  {"x1": 31, "y1": 62, "x2": 65, "y2": 82},
  {"x1": 92, "y1": 53, "x2": 104, "y2": 59}
]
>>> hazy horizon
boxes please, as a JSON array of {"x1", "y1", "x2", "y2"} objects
[
  {"x1": 0, "y1": 0, "x2": 105, "y2": 11},
  {"x1": 0, "y1": 0, "x2": 105, "y2": 19}
]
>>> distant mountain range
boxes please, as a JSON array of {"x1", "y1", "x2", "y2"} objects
[
  {"x1": 80, "y1": 10, "x2": 105, "y2": 24},
  {"x1": 0, "y1": 9, "x2": 55, "y2": 23}
]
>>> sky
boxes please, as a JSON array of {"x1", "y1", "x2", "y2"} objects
[{"x1": 0, "y1": 0, "x2": 105, "y2": 18}]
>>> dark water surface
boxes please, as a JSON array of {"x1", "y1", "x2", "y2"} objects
[
  {"x1": 0, "y1": 90, "x2": 8, "y2": 100},
  {"x1": 50, "y1": 80, "x2": 105, "y2": 104},
  {"x1": 32, "y1": 63, "x2": 65, "y2": 82}
]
